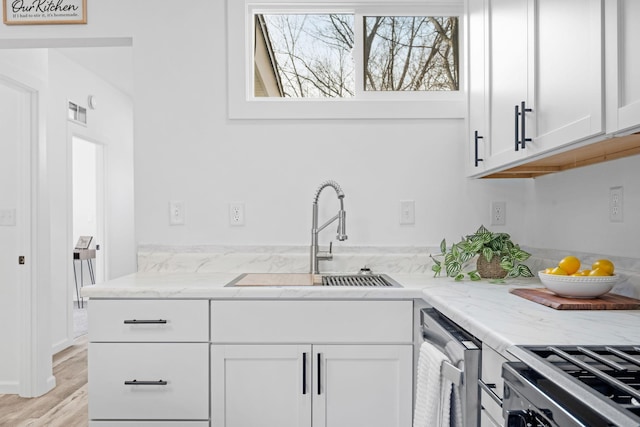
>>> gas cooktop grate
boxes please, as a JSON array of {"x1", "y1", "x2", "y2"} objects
[
  {"x1": 321, "y1": 274, "x2": 397, "y2": 287},
  {"x1": 523, "y1": 345, "x2": 640, "y2": 415}
]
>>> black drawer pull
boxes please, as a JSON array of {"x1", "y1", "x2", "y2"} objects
[
  {"x1": 317, "y1": 353, "x2": 322, "y2": 395},
  {"x1": 123, "y1": 319, "x2": 167, "y2": 324},
  {"x1": 302, "y1": 352, "x2": 307, "y2": 395},
  {"x1": 124, "y1": 379, "x2": 168, "y2": 386}
]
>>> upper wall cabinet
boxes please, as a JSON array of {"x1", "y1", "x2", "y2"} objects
[
  {"x1": 468, "y1": 0, "x2": 605, "y2": 177},
  {"x1": 606, "y1": 0, "x2": 640, "y2": 135}
]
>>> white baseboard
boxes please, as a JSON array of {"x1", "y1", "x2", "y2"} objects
[{"x1": 0, "y1": 380, "x2": 19, "y2": 394}]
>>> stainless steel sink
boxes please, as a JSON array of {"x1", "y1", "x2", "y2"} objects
[
  {"x1": 320, "y1": 274, "x2": 402, "y2": 287},
  {"x1": 225, "y1": 273, "x2": 402, "y2": 287}
]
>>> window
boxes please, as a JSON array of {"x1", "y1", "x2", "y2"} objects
[{"x1": 229, "y1": 0, "x2": 464, "y2": 119}]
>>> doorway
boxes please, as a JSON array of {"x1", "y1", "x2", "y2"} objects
[{"x1": 71, "y1": 136, "x2": 105, "y2": 333}]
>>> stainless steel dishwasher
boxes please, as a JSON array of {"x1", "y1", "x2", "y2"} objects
[{"x1": 420, "y1": 307, "x2": 481, "y2": 427}]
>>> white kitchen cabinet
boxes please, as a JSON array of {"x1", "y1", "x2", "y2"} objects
[
  {"x1": 313, "y1": 344, "x2": 413, "y2": 427},
  {"x1": 606, "y1": 0, "x2": 640, "y2": 134},
  {"x1": 468, "y1": 0, "x2": 604, "y2": 177},
  {"x1": 210, "y1": 300, "x2": 414, "y2": 427},
  {"x1": 211, "y1": 344, "x2": 311, "y2": 427},
  {"x1": 87, "y1": 300, "x2": 210, "y2": 425},
  {"x1": 89, "y1": 343, "x2": 209, "y2": 421},
  {"x1": 467, "y1": 0, "x2": 530, "y2": 175},
  {"x1": 211, "y1": 344, "x2": 413, "y2": 427}
]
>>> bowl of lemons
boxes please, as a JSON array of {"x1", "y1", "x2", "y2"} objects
[{"x1": 538, "y1": 257, "x2": 618, "y2": 298}]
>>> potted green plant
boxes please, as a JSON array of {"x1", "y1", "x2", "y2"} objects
[{"x1": 430, "y1": 225, "x2": 533, "y2": 281}]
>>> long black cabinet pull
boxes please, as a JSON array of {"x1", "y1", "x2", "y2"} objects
[
  {"x1": 520, "y1": 101, "x2": 532, "y2": 149},
  {"x1": 317, "y1": 353, "x2": 321, "y2": 395},
  {"x1": 124, "y1": 379, "x2": 168, "y2": 386},
  {"x1": 302, "y1": 352, "x2": 307, "y2": 395},
  {"x1": 123, "y1": 319, "x2": 167, "y2": 324},
  {"x1": 474, "y1": 130, "x2": 484, "y2": 167},
  {"x1": 514, "y1": 104, "x2": 520, "y2": 151}
]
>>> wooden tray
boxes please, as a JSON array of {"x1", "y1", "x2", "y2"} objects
[{"x1": 510, "y1": 288, "x2": 640, "y2": 310}]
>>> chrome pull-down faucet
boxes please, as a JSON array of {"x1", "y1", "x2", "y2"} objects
[{"x1": 310, "y1": 180, "x2": 348, "y2": 274}]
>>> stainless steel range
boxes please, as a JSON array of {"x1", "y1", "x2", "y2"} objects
[{"x1": 504, "y1": 345, "x2": 640, "y2": 426}]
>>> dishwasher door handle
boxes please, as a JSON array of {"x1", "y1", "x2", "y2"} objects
[
  {"x1": 478, "y1": 379, "x2": 503, "y2": 407},
  {"x1": 442, "y1": 361, "x2": 463, "y2": 386}
]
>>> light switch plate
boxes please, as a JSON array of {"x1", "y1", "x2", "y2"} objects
[
  {"x1": 0, "y1": 208, "x2": 16, "y2": 226},
  {"x1": 400, "y1": 200, "x2": 415, "y2": 225},
  {"x1": 169, "y1": 201, "x2": 185, "y2": 225}
]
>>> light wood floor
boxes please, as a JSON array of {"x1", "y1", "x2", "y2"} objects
[{"x1": 0, "y1": 335, "x2": 88, "y2": 427}]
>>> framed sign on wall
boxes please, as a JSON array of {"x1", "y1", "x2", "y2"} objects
[{"x1": 3, "y1": 0, "x2": 86, "y2": 25}]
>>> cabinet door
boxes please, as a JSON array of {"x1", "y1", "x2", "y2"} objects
[
  {"x1": 477, "y1": 0, "x2": 531, "y2": 172},
  {"x1": 312, "y1": 345, "x2": 413, "y2": 427},
  {"x1": 606, "y1": 0, "x2": 640, "y2": 134},
  {"x1": 530, "y1": 0, "x2": 604, "y2": 154},
  {"x1": 211, "y1": 344, "x2": 312, "y2": 427}
]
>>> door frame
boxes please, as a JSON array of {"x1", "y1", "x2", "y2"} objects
[{"x1": 68, "y1": 133, "x2": 108, "y2": 311}]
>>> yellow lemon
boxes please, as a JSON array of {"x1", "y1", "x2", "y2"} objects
[
  {"x1": 558, "y1": 256, "x2": 581, "y2": 275},
  {"x1": 591, "y1": 259, "x2": 614, "y2": 275},
  {"x1": 589, "y1": 267, "x2": 609, "y2": 276},
  {"x1": 550, "y1": 267, "x2": 568, "y2": 275}
]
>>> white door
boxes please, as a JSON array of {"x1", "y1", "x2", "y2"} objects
[
  {"x1": 0, "y1": 76, "x2": 28, "y2": 392},
  {"x1": 211, "y1": 344, "x2": 312, "y2": 427},
  {"x1": 312, "y1": 345, "x2": 413, "y2": 427}
]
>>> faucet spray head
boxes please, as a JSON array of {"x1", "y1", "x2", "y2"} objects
[{"x1": 337, "y1": 209, "x2": 347, "y2": 241}]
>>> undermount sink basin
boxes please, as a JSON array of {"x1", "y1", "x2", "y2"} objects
[{"x1": 226, "y1": 273, "x2": 402, "y2": 288}]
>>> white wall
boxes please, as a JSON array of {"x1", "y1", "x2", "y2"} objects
[
  {"x1": 1, "y1": 1, "x2": 636, "y2": 277},
  {"x1": 525, "y1": 155, "x2": 640, "y2": 258}
]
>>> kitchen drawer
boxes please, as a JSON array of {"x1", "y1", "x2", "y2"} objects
[
  {"x1": 90, "y1": 422, "x2": 209, "y2": 427},
  {"x1": 89, "y1": 299, "x2": 208, "y2": 342},
  {"x1": 211, "y1": 300, "x2": 413, "y2": 343},
  {"x1": 88, "y1": 343, "x2": 209, "y2": 420},
  {"x1": 481, "y1": 343, "x2": 509, "y2": 424}
]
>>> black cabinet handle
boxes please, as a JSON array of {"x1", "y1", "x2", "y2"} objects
[
  {"x1": 124, "y1": 379, "x2": 168, "y2": 386},
  {"x1": 317, "y1": 353, "x2": 321, "y2": 395},
  {"x1": 474, "y1": 130, "x2": 484, "y2": 167},
  {"x1": 514, "y1": 104, "x2": 520, "y2": 151},
  {"x1": 123, "y1": 319, "x2": 167, "y2": 324},
  {"x1": 302, "y1": 352, "x2": 307, "y2": 395},
  {"x1": 520, "y1": 101, "x2": 532, "y2": 149}
]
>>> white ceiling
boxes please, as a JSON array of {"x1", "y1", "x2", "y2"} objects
[{"x1": 57, "y1": 46, "x2": 134, "y2": 97}]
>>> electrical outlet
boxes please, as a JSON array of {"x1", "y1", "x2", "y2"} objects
[
  {"x1": 229, "y1": 202, "x2": 245, "y2": 226},
  {"x1": 491, "y1": 201, "x2": 506, "y2": 226},
  {"x1": 610, "y1": 186, "x2": 623, "y2": 222},
  {"x1": 169, "y1": 201, "x2": 185, "y2": 225},
  {"x1": 400, "y1": 200, "x2": 415, "y2": 225}
]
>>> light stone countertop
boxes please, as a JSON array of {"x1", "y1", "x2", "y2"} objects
[{"x1": 81, "y1": 271, "x2": 640, "y2": 359}]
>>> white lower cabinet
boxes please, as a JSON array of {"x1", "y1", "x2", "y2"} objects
[
  {"x1": 211, "y1": 344, "x2": 413, "y2": 427},
  {"x1": 87, "y1": 299, "x2": 210, "y2": 425},
  {"x1": 89, "y1": 343, "x2": 209, "y2": 421}
]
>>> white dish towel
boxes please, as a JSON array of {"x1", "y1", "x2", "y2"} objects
[{"x1": 413, "y1": 341, "x2": 463, "y2": 427}]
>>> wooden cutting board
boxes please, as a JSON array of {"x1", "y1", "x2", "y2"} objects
[{"x1": 510, "y1": 288, "x2": 640, "y2": 310}]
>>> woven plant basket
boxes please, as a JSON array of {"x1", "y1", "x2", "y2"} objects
[{"x1": 476, "y1": 255, "x2": 507, "y2": 279}]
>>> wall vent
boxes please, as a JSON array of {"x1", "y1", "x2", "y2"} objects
[{"x1": 68, "y1": 101, "x2": 87, "y2": 125}]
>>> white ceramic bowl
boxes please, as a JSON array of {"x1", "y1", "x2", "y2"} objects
[{"x1": 538, "y1": 271, "x2": 618, "y2": 298}]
